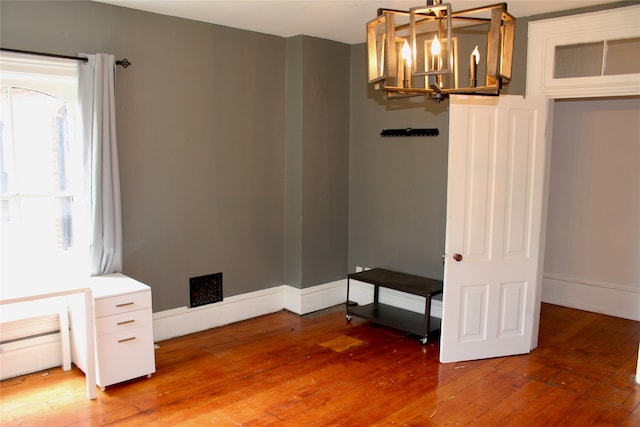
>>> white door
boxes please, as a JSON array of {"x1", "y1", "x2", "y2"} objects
[{"x1": 440, "y1": 95, "x2": 548, "y2": 363}]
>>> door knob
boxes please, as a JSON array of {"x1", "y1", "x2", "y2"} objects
[{"x1": 453, "y1": 253, "x2": 463, "y2": 262}]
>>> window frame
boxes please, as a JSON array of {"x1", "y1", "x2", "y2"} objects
[
  {"x1": 526, "y1": 4, "x2": 640, "y2": 98},
  {"x1": 1, "y1": 52, "x2": 87, "y2": 279}
]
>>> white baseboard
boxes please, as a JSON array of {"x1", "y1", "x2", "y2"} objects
[
  {"x1": 0, "y1": 314, "x2": 59, "y2": 342},
  {"x1": 636, "y1": 343, "x2": 640, "y2": 384},
  {"x1": 153, "y1": 280, "x2": 350, "y2": 342},
  {"x1": 283, "y1": 279, "x2": 348, "y2": 315},
  {"x1": 153, "y1": 285, "x2": 287, "y2": 342},
  {"x1": 1, "y1": 279, "x2": 444, "y2": 379},
  {"x1": 153, "y1": 279, "x2": 444, "y2": 343},
  {"x1": 542, "y1": 274, "x2": 640, "y2": 321},
  {"x1": 0, "y1": 334, "x2": 63, "y2": 380}
]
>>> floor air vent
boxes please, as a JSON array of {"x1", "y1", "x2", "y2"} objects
[{"x1": 189, "y1": 272, "x2": 223, "y2": 308}]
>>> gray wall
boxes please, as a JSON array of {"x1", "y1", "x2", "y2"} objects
[
  {"x1": 2, "y1": 0, "x2": 635, "y2": 312},
  {"x1": 1, "y1": 0, "x2": 350, "y2": 311},
  {"x1": 285, "y1": 37, "x2": 304, "y2": 288},
  {"x1": 348, "y1": 44, "x2": 449, "y2": 280},
  {"x1": 346, "y1": 1, "x2": 636, "y2": 281},
  {"x1": 1, "y1": 1, "x2": 271, "y2": 311},
  {"x1": 545, "y1": 97, "x2": 640, "y2": 290},
  {"x1": 299, "y1": 37, "x2": 350, "y2": 288},
  {"x1": 285, "y1": 36, "x2": 350, "y2": 289},
  {"x1": 346, "y1": 7, "x2": 526, "y2": 282}
]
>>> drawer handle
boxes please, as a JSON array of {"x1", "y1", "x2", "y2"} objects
[
  {"x1": 117, "y1": 319, "x2": 136, "y2": 326},
  {"x1": 115, "y1": 302, "x2": 135, "y2": 308},
  {"x1": 118, "y1": 337, "x2": 136, "y2": 343}
]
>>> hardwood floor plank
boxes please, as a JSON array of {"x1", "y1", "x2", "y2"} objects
[
  {"x1": 1, "y1": 303, "x2": 638, "y2": 426},
  {"x1": 623, "y1": 401, "x2": 640, "y2": 427}
]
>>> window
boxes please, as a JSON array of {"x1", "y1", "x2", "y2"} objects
[
  {"x1": 527, "y1": 5, "x2": 640, "y2": 98},
  {"x1": 0, "y1": 53, "x2": 87, "y2": 280},
  {"x1": 554, "y1": 38, "x2": 640, "y2": 79}
]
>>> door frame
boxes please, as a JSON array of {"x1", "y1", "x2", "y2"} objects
[{"x1": 525, "y1": 5, "x2": 640, "y2": 346}]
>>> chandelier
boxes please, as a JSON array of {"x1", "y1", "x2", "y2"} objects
[{"x1": 367, "y1": 1, "x2": 515, "y2": 102}]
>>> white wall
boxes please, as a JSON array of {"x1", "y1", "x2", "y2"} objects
[{"x1": 542, "y1": 96, "x2": 640, "y2": 320}]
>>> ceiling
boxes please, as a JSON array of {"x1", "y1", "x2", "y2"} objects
[{"x1": 92, "y1": 0, "x2": 620, "y2": 44}]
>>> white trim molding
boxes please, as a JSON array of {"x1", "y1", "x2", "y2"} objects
[
  {"x1": 0, "y1": 334, "x2": 64, "y2": 380},
  {"x1": 527, "y1": 4, "x2": 640, "y2": 98},
  {"x1": 542, "y1": 274, "x2": 640, "y2": 321},
  {"x1": 153, "y1": 286, "x2": 286, "y2": 342},
  {"x1": 636, "y1": 343, "x2": 640, "y2": 384},
  {"x1": 283, "y1": 279, "x2": 348, "y2": 315},
  {"x1": 153, "y1": 279, "x2": 443, "y2": 343},
  {"x1": 1, "y1": 279, "x2": 444, "y2": 379},
  {"x1": 153, "y1": 280, "x2": 350, "y2": 342}
]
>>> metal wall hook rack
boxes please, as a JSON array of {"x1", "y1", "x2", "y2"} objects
[{"x1": 380, "y1": 128, "x2": 439, "y2": 137}]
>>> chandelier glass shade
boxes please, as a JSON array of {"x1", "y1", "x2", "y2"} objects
[{"x1": 367, "y1": 1, "x2": 515, "y2": 101}]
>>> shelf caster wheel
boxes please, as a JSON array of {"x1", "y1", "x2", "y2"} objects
[
  {"x1": 420, "y1": 337, "x2": 428, "y2": 345},
  {"x1": 346, "y1": 314, "x2": 353, "y2": 321}
]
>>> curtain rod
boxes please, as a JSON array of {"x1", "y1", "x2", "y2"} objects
[{"x1": 0, "y1": 47, "x2": 131, "y2": 68}]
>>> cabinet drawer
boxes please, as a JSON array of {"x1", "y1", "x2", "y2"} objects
[
  {"x1": 95, "y1": 308, "x2": 152, "y2": 336},
  {"x1": 94, "y1": 291, "x2": 151, "y2": 318},
  {"x1": 96, "y1": 327, "x2": 156, "y2": 388}
]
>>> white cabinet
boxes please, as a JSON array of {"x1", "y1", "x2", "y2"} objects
[{"x1": 71, "y1": 274, "x2": 156, "y2": 390}]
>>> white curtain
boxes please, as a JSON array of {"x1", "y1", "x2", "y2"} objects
[{"x1": 78, "y1": 53, "x2": 123, "y2": 275}]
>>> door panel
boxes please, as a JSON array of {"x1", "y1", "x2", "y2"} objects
[
  {"x1": 504, "y1": 109, "x2": 536, "y2": 258},
  {"x1": 499, "y1": 281, "x2": 526, "y2": 336},
  {"x1": 459, "y1": 284, "x2": 488, "y2": 342},
  {"x1": 464, "y1": 108, "x2": 495, "y2": 260},
  {"x1": 440, "y1": 95, "x2": 547, "y2": 363}
]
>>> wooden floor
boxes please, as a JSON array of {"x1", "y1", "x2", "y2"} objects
[{"x1": 1, "y1": 303, "x2": 639, "y2": 426}]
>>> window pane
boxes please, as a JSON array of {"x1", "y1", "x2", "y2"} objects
[
  {"x1": 10, "y1": 87, "x2": 69, "y2": 194},
  {"x1": 605, "y1": 37, "x2": 640, "y2": 76},
  {"x1": 554, "y1": 42, "x2": 603, "y2": 78},
  {"x1": 1, "y1": 197, "x2": 78, "y2": 273},
  {"x1": 1, "y1": 85, "x2": 77, "y2": 275},
  {"x1": 1, "y1": 52, "x2": 85, "y2": 301}
]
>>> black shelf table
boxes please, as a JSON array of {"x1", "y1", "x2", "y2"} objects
[{"x1": 346, "y1": 268, "x2": 443, "y2": 344}]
